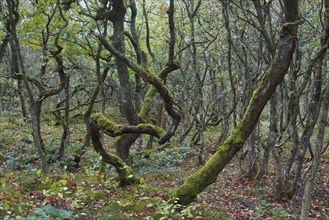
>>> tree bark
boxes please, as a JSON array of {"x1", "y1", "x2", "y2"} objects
[
  {"x1": 93, "y1": 1, "x2": 181, "y2": 162},
  {"x1": 110, "y1": 1, "x2": 141, "y2": 162},
  {"x1": 300, "y1": 62, "x2": 329, "y2": 220},
  {"x1": 256, "y1": 92, "x2": 278, "y2": 179},
  {"x1": 90, "y1": 119, "x2": 140, "y2": 187},
  {"x1": 0, "y1": 35, "x2": 9, "y2": 63},
  {"x1": 288, "y1": 0, "x2": 329, "y2": 197},
  {"x1": 300, "y1": 1, "x2": 329, "y2": 218},
  {"x1": 173, "y1": 0, "x2": 299, "y2": 205},
  {"x1": 30, "y1": 100, "x2": 48, "y2": 173},
  {"x1": 7, "y1": 0, "x2": 68, "y2": 173},
  {"x1": 59, "y1": 73, "x2": 70, "y2": 159}
]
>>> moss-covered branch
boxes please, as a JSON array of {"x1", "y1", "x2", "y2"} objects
[
  {"x1": 139, "y1": 61, "x2": 180, "y2": 120},
  {"x1": 14, "y1": 73, "x2": 46, "y2": 93},
  {"x1": 172, "y1": 0, "x2": 299, "y2": 206},
  {"x1": 92, "y1": 32, "x2": 181, "y2": 143},
  {"x1": 91, "y1": 113, "x2": 166, "y2": 139},
  {"x1": 90, "y1": 119, "x2": 140, "y2": 187}
]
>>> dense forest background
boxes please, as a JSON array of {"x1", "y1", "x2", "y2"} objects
[{"x1": 0, "y1": 0, "x2": 328, "y2": 219}]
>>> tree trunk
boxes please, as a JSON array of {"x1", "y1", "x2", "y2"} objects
[
  {"x1": 173, "y1": 0, "x2": 299, "y2": 205},
  {"x1": 256, "y1": 92, "x2": 278, "y2": 179},
  {"x1": 17, "y1": 79, "x2": 28, "y2": 120},
  {"x1": 288, "y1": 0, "x2": 329, "y2": 197},
  {"x1": 110, "y1": 2, "x2": 141, "y2": 162},
  {"x1": 115, "y1": 134, "x2": 140, "y2": 162},
  {"x1": 0, "y1": 76, "x2": 7, "y2": 119},
  {"x1": 90, "y1": 119, "x2": 140, "y2": 187},
  {"x1": 59, "y1": 74, "x2": 70, "y2": 159},
  {"x1": 300, "y1": 69, "x2": 329, "y2": 219},
  {"x1": 0, "y1": 35, "x2": 9, "y2": 64},
  {"x1": 272, "y1": 146, "x2": 284, "y2": 199},
  {"x1": 30, "y1": 101, "x2": 48, "y2": 173},
  {"x1": 222, "y1": 0, "x2": 237, "y2": 128},
  {"x1": 300, "y1": 2, "x2": 329, "y2": 218},
  {"x1": 285, "y1": 42, "x2": 302, "y2": 177},
  {"x1": 245, "y1": 130, "x2": 258, "y2": 179}
]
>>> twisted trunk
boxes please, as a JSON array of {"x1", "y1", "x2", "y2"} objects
[{"x1": 173, "y1": 0, "x2": 299, "y2": 205}]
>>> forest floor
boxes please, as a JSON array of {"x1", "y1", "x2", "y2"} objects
[{"x1": 0, "y1": 116, "x2": 328, "y2": 219}]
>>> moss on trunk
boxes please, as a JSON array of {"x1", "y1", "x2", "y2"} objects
[
  {"x1": 89, "y1": 118, "x2": 140, "y2": 187},
  {"x1": 172, "y1": 0, "x2": 299, "y2": 205},
  {"x1": 91, "y1": 113, "x2": 166, "y2": 140},
  {"x1": 172, "y1": 129, "x2": 244, "y2": 205}
]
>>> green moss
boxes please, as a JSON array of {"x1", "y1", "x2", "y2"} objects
[
  {"x1": 92, "y1": 191, "x2": 106, "y2": 200},
  {"x1": 36, "y1": 181, "x2": 53, "y2": 190},
  {"x1": 221, "y1": 129, "x2": 245, "y2": 148},
  {"x1": 125, "y1": 202, "x2": 144, "y2": 212},
  {"x1": 83, "y1": 191, "x2": 106, "y2": 205},
  {"x1": 92, "y1": 113, "x2": 123, "y2": 135},
  {"x1": 19, "y1": 176, "x2": 40, "y2": 191},
  {"x1": 172, "y1": 181, "x2": 198, "y2": 204},
  {"x1": 137, "y1": 124, "x2": 166, "y2": 137},
  {"x1": 0, "y1": 121, "x2": 17, "y2": 129},
  {"x1": 85, "y1": 175, "x2": 101, "y2": 183},
  {"x1": 126, "y1": 168, "x2": 141, "y2": 185},
  {"x1": 173, "y1": 141, "x2": 233, "y2": 205},
  {"x1": 139, "y1": 88, "x2": 156, "y2": 119},
  {"x1": 102, "y1": 202, "x2": 141, "y2": 220}
]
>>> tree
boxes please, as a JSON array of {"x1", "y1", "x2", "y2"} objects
[
  {"x1": 64, "y1": 0, "x2": 182, "y2": 185},
  {"x1": 300, "y1": 0, "x2": 329, "y2": 218},
  {"x1": 173, "y1": 0, "x2": 299, "y2": 205},
  {"x1": 5, "y1": 0, "x2": 70, "y2": 173}
]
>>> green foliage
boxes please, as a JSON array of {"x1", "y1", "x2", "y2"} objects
[
  {"x1": 24, "y1": 205, "x2": 74, "y2": 220},
  {"x1": 1, "y1": 0, "x2": 328, "y2": 219},
  {"x1": 19, "y1": 133, "x2": 33, "y2": 143},
  {"x1": 0, "y1": 130, "x2": 14, "y2": 146},
  {"x1": 82, "y1": 191, "x2": 106, "y2": 205},
  {"x1": 145, "y1": 197, "x2": 203, "y2": 220},
  {"x1": 134, "y1": 142, "x2": 192, "y2": 174},
  {"x1": 272, "y1": 207, "x2": 289, "y2": 219},
  {"x1": 251, "y1": 200, "x2": 289, "y2": 220}
]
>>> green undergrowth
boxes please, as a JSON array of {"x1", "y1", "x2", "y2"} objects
[
  {"x1": 0, "y1": 116, "x2": 203, "y2": 219},
  {"x1": 1, "y1": 113, "x2": 328, "y2": 219},
  {"x1": 133, "y1": 140, "x2": 192, "y2": 174},
  {"x1": 0, "y1": 169, "x2": 203, "y2": 219}
]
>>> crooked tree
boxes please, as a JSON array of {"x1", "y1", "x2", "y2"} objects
[
  {"x1": 5, "y1": 0, "x2": 70, "y2": 173},
  {"x1": 173, "y1": 0, "x2": 299, "y2": 205},
  {"x1": 64, "y1": 0, "x2": 182, "y2": 186}
]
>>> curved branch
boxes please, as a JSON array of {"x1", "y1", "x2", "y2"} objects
[
  {"x1": 14, "y1": 73, "x2": 46, "y2": 92},
  {"x1": 141, "y1": 0, "x2": 156, "y2": 64},
  {"x1": 173, "y1": 0, "x2": 299, "y2": 205},
  {"x1": 92, "y1": 32, "x2": 181, "y2": 143},
  {"x1": 90, "y1": 119, "x2": 140, "y2": 187},
  {"x1": 138, "y1": 61, "x2": 179, "y2": 121},
  {"x1": 91, "y1": 113, "x2": 166, "y2": 139}
]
